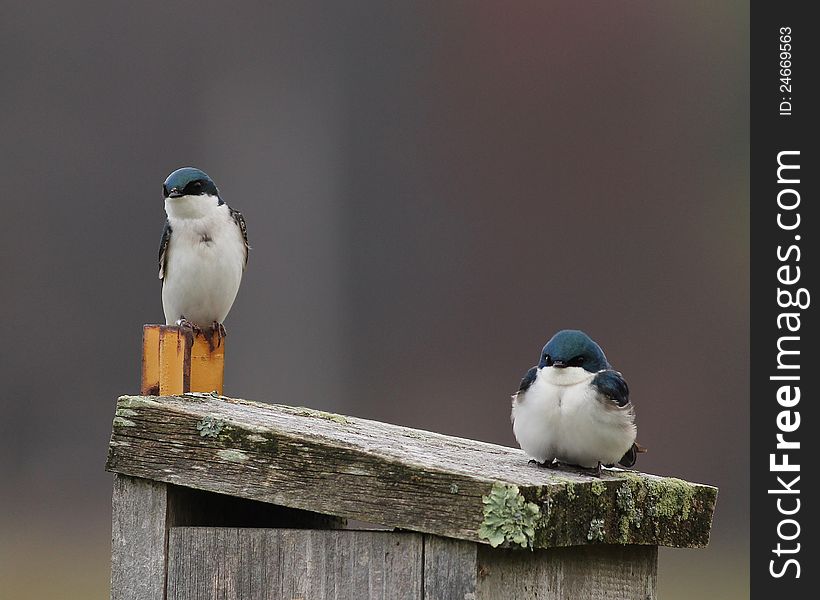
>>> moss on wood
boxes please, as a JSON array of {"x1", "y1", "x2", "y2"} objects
[{"x1": 522, "y1": 470, "x2": 717, "y2": 548}]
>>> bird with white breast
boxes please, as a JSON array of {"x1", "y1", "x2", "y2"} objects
[
  {"x1": 158, "y1": 167, "x2": 249, "y2": 341},
  {"x1": 511, "y1": 329, "x2": 644, "y2": 477}
]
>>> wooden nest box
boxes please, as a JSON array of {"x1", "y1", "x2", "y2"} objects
[{"x1": 106, "y1": 325, "x2": 717, "y2": 599}]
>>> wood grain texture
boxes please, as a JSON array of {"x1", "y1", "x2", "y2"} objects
[
  {"x1": 166, "y1": 528, "x2": 423, "y2": 600},
  {"x1": 164, "y1": 529, "x2": 655, "y2": 600},
  {"x1": 476, "y1": 544, "x2": 657, "y2": 600},
  {"x1": 106, "y1": 394, "x2": 716, "y2": 549},
  {"x1": 423, "y1": 535, "x2": 477, "y2": 600},
  {"x1": 110, "y1": 474, "x2": 171, "y2": 600}
]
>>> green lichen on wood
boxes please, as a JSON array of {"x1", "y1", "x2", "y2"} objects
[
  {"x1": 196, "y1": 416, "x2": 224, "y2": 437},
  {"x1": 112, "y1": 417, "x2": 135, "y2": 427},
  {"x1": 646, "y1": 477, "x2": 696, "y2": 520},
  {"x1": 478, "y1": 483, "x2": 541, "y2": 549},
  {"x1": 280, "y1": 405, "x2": 349, "y2": 425},
  {"x1": 180, "y1": 392, "x2": 212, "y2": 402},
  {"x1": 587, "y1": 517, "x2": 606, "y2": 541},
  {"x1": 217, "y1": 449, "x2": 249, "y2": 462},
  {"x1": 590, "y1": 480, "x2": 606, "y2": 496},
  {"x1": 302, "y1": 410, "x2": 348, "y2": 425},
  {"x1": 117, "y1": 396, "x2": 162, "y2": 410},
  {"x1": 525, "y1": 471, "x2": 717, "y2": 548},
  {"x1": 214, "y1": 426, "x2": 280, "y2": 455},
  {"x1": 321, "y1": 413, "x2": 348, "y2": 425},
  {"x1": 608, "y1": 472, "x2": 716, "y2": 547},
  {"x1": 616, "y1": 482, "x2": 644, "y2": 542},
  {"x1": 614, "y1": 472, "x2": 698, "y2": 521},
  {"x1": 116, "y1": 408, "x2": 139, "y2": 418}
]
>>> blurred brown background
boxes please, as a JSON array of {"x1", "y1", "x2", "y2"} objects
[{"x1": 0, "y1": 1, "x2": 748, "y2": 598}]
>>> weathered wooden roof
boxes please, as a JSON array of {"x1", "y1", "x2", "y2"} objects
[{"x1": 106, "y1": 394, "x2": 716, "y2": 549}]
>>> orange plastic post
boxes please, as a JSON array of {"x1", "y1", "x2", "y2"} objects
[
  {"x1": 190, "y1": 333, "x2": 225, "y2": 394},
  {"x1": 141, "y1": 325, "x2": 161, "y2": 395},
  {"x1": 158, "y1": 327, "x2": 192, "y2": 395},
  {"x1": 141, "y1": 324, "x2": 225, "y2": 395}
]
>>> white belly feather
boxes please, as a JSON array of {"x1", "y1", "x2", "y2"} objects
[
  {"x1": 512, "y1": 367, "x2": 636, "y2": 468},
  {"x1": 162, "y1": 203, "x2": 246, "y2": 327}
]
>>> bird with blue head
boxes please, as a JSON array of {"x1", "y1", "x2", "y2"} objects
[
  {"x1": 158, "y1": 167, "x2": 249, "y2": 341},
  {"x1": 511, "y1": 329, "x2": 644, "y2": 476}
]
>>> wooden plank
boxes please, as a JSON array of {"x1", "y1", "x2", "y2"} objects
[
  {"x1": 166, "y1": 528, "x2": 424, "y2": 600},
  {"x1": 158, "y1": 328, "x2": 192, "y2": 395},
  {"x1": 110, "y1": 474, "x2": 171, "y2": 600},
  {"x1": 476, "y1": 544, "x2": 657, "y2": 599},
  {"x1": 423, "y1": 535, "x2": 477, "y2": 600},
  {"x1": 165, "y1": 528, "x2": 657, "y2": 599},
  {"x1": 110, "y1": 475, "x2": 346, "y2": 600},
  {"x1": 106, "y1": 394, "x2": 717, "y2": 549}
]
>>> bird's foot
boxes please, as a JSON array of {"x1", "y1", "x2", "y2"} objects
[
  {"x1": 201, "y1": 321, "x2": 227, "y2": 351},
  {"x1": 528, "y1": 458, "x2": 559, "y2": 469},
  {"x1": 585, "y1": 462, "x2": 603, "y2": 478},
  {"x1": 557, "y1": 461, "x2": 605, "y2": 477},
  {"x1": 175, "y1": 317, "x2": 201, "y2": 334}
]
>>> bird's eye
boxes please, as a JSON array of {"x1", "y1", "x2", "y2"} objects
[
  {"x1": 183, "y1": 181, "x2": 204, "y2": 195},
  {"x1": 569, "y1": 355, "x2": 585, "y2": 367},
  {"x1": 544, "y1": 354, "x2": 553, "y2": 366}
]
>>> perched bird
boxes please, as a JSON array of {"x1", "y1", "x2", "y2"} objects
[
  {"x1": 158, "y1": 167, "x2": 249, "y2": 336},
  {"x1": 511, "y1": 330, "x2": 643, "y2": 475}
]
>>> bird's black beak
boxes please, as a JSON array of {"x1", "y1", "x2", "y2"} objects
[
  {"x1": 168, "y1": 187, "x2": 184, "y2": 198},
  {"x1": 552, "y1": 360, "x2": 568, "y2": 369}
]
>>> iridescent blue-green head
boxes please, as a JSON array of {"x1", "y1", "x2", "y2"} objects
[
  {"x1": 162, "y1": 167, "x2": 220, "y2": 200},
  {"x1": 538, "y1": 329, "x2": 610, "y2": 372}
]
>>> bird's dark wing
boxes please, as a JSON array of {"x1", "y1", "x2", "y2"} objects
[
  {"x1": 591, "y1": 369, "x2": 630, "y2": 408},
  {"x1": 517, "y1": 366, "x2": 538, "y2": 394},
  {"x1": 619, "y1": 443, "x2": 638, "y2": 467},
  {"x1": 593, "y1": 370, "x2": 641, "y2": 467},
  {"x1": 511, "y1": 366, "x2": 538, "y2": 422},
  {"x1": 229, "y1": 207, "x2": 249, "y2": 268},
  {"x1": 158, "y1": 219, "x2": 172, "y2": 281}
]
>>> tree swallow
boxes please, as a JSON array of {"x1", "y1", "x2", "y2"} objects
[
  {"x1": 511, "y1": 330, "x2": 643, "y2": 476},
  {"x1": 159, "y1": 167, "x2": 249, "y2": 336}
]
